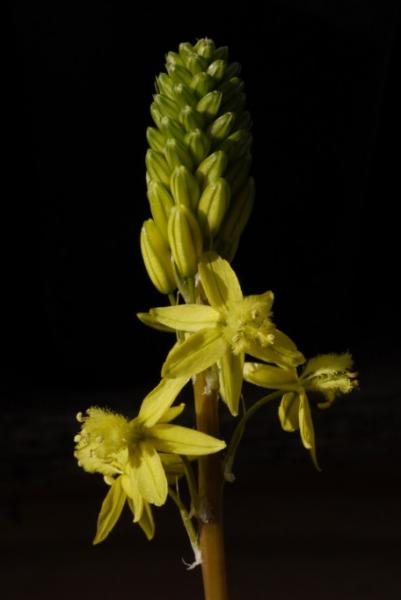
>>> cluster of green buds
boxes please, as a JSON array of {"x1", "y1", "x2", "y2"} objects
[{"x1": 141, "y1": 38, "x2": 254, "y2": 296}]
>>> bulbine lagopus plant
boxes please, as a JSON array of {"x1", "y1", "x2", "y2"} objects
[{"x1": 74, "y1": 38, "x2": 358, "y2": 600}]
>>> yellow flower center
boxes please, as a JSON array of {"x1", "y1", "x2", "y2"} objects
[{"x1": 223, "y1": 295, "x2": 275, "y2": 354}]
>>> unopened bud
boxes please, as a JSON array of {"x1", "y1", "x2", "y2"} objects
[
  {"x1": 168, "y1": 205, "x2": 203, "y2": 278},
  {"x1": 140, "y1": 219, "x2": 176, "y2": 294},
  {"x1": 173, "y1": 83, "x2": 197, "y2": 108},
  {"x1": 235, "y1": 110, "x2": 252, "y2": 130},
  {"x1": 214, "y1": 46, "x2": 229, "y2": 61},
  {"x1": 156, "y1": 73, "x2": 175, "y2": 99},
  {"x1": 145, "y1": 149, "x2": 171, "y2": 187},
  {"x1": 190, "y1": 73, "x2": 215, "y2": 98},
  {"x1": 197, "y1": 178, "x2": 230, "y2": 237},
  {"x1": 217, "y1": 177, "x2": 255, "y2": 260},
  {"x1": 170, "y1": 166, "x2": 200, "y2": 210},
  {"x1": 225, "y1": 152, "x2": 252, "y2": 195},
  {"x1": 218, "y1": 128, "x2": 252, "y2": 161},
  {"x1": 196, "y1": 91, "x2": 222, "y2": 120},
  {"x1": 223, "y1": 62, "x2": 241, "y2": 80},
  {"x1": 196, "y1": 150, "x2": 228, "y2": 188},
  {"x1": 208, "y1": 112, "x2": 235, "y2": 143},
  {"x1": 207, "y1": 59, "x2": 226, "y2": 82},
  {"x1": 154, "y1": 94, "x2": 180, "y2": 121},
  {"x1": 147, "y1": 181, "x2": 175, "y2": 241},
  {"x1": 160, "y1": 116, "x2": 186, "y2": 144},
  {"x1": 194, "y1": 38, "x2": 215, "y2": 59},
  {"x1": 222, "y1": 92, "x2": 246, "y2": 114},
  {"x1": 165, "y1": 51, "x2": 183, "y2": 68},
  {"x1": 185, "y1": 129, "x2": 211, "y2": 164},
  {"x1": 150, "y1": 103, "x2": 162, "y2": 128},
  {"x1": 178, "y1": 42, "x2": 194, "y2": 66},
  {"x1": 146, "y1": 127, "x2": 165, "y2": 153},
  {"x1": 165, "y1": 138, "x2": 193, "y2": 171},
  {"x1": 219, "y1": 77, "x2": 244, "y2": 104},
  {"x1": 187, "y1": 53, "x2": 208, "y2": 75},
  {"x1": 180, "y1": 105, "x2": 204, "y2": 131}
]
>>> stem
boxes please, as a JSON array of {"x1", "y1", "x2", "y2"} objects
[
  {"x1": 223, "y1": 390, "x2": 281, "y2": 482},
  {"x1": 193, "y1": 370, "x2": 228, "y2": 600},
  {"x1": 168, "y1": 487, "x2": 201, "y2": 567}
]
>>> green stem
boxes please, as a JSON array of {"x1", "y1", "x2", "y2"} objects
[
  {"x1": 223, "y1": 390, "x2": 282, "y2": 482},
  {"x1": 182, "y1": 456, "x2": 199, "y2": 517},
  {"x1": 168, "y1": 487, "x2": 201, "y2": 567}
]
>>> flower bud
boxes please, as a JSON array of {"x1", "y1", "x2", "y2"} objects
[
  {"x1": 197, "y1": 178, "x2": 230, "y2": 237},
  {"x1": 140, "y1": 219, "x2": 176, "y2": 294},
  {"x1": 218, "y1": 128, "x2": 252, "y2": 161},
  {"x1": 193, "y1": 38, "x2": 215, "y2": 59},
  {"x1": 165, "y1": 51, "x2": 183, "y2": 68},
  {"x1": 154, "y1": 94, "x2": 180, "y2": 121},
  {"x1": 217, "y1": 177, "x2": 255, "y2": 260},
  {"x1": 235, "y1": 110, "x2": 252, "y2": 130},
  {"x1": 196, "y1": 91, "x2": 222, "y2": 120},
  {"x1": 178, "y1": 42, "x2": 194, "y2": 66},
  {"x1": 168, "y1": 204, "x2": 203, "y2": 278},
  {"x1": 185, "y1": 129, "x2": 211, "y2": 164},
  {"x1": 147, "y1": 181, "x2": 175, "y2": 241},
  {"x1": 167, "y1": 63, "x2": 193, "y2": 87},
  {"x1": 207, "y1": 59, "x2": 226, "y2": 82},
  {"x1": 156, "y1": 73, "x2": 175, "y2": 99},
  {"x1": 145, "y1": 149, "x2": 171, "y2": 187},
  {"x1": 208, "y1": 112, "x2": 235, "y2": 143},
  {"x1": 165, "y1": 138, "x2": 193, "y2": 171},
  {"x1": 223, "y1": 62, "x2": 241, "y2": 80},
  {"x1": 173, "y1": 83, "x2": 197, "y2": 108},
  {"x1": 219, "y1": 77, "x2": 244, "y2": 104},
  {"x1": 225, "y1": 152, "x2": 252, "y2": 195},
  {"x1": 190, "y1": 73, "x2": 215, "y2": 98},
  {"x1": 222, "y1": 92, "x2": 246, "y2": 114},
  {"x1": 187, "y1": 53, "x2": 208, "y2": 75},
  {"x1": 146, "y1": 127, "x2": 165, "y2": 153},
  {"x1": 160, "y1": 116, "x2": 186, "y2": 145},
  {"x1": 196, "y1": 150, "x2": 228, "y2": 188},
  {"x1": 214, "y1": 46, "x2": 229, "y2": 61},
  {"x1": 150, "y1": 103, "x2": 162, "y2": 128},
  {"x1": 170, "y1": 166, "x2": 200, "y2": 210},
  {"x1": 180, "y1": 105, "x2": 204, "y2": 131}
]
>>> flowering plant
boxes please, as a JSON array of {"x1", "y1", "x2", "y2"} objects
[{"x1": 75, "y1": 38, "x2": 357, "y2": 599}]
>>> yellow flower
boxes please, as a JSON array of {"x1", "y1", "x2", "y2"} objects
[
  {"x1": 138, "y1": 252, "x2": 304, "y2": 416},
  {"x1": 243, "y1": 353, "x2": 358, "y2": 468},
  {"x1": 74, "y1": 377, "x2": 226, "y2": 543}
]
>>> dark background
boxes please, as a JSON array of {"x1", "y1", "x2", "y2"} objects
[{"x1": 3, "y1": 1, "x2": 401, "y2": 598}]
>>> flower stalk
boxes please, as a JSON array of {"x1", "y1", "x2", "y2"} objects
[{"x1": 193, "y1": 369, "x2": 228, "y2": 600}]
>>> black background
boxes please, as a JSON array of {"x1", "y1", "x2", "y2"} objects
[{"x1": 4, "y1": 2, "x2": 401, "y2": 599}]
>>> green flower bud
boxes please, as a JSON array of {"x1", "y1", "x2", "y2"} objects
[
  {"x1": 150, "y1": 103, "x2": 162, "y2": 128},
  {"x1": 168, "y1": 204, "x2": 203, "y2": 278},
  {"x1": 235, "y1": 110, "x2": 252, "y2": 130},
  {"x1": 178, "y1": 42, "x2": 194, "y2": 65},
  {"x1": 180, "y1": 105, "x2": 204, "y2": 131},
  {"x1": 190, "y1": 73, "x2": 215, "y2": 98},
  {"x1": 185, "y1": 129, "x2": 211, "y2": 164},
  {"x1": 147, "y1": 181, "x2": 175, "y2": 241},
  {"x1": 207, "y1": 59, "x2": 226, "y2": 82},
  {"x1": 208, "y1": 112, "x2": 235, "y2": 143},
  {"x1": 173, "y1": 83, "x2": 197, "y2": 108},
  {"x1": 165, "y1": 138, "x2": 193, "y2": 171},
  {"x1": 170, "y1": 165, "x2": 200, "y2": 209},
  {"x1": 219, "y1": 77, "x2": 244, "y2": 104},
  {"x1": 196, "y1": 150, "x2": 228, "y2": 188},
  {"x1": 146, "y1": 149, "x2": 171, "y2": 187},
  {"x1": 225, "y1": 152, "x2": 252, "y2": 195},
  {"x1": 218, "y1": 129, "x2": 252, "y2": 161},
  {"x1": 222, "y1": 92, "x2": 246, "y2": 114},
  {"x1": 140, "y1": 219, "x2": 176, "y2": 294},
  {"x1": 156, "y1": 73, "x2": 175, "y2": 99},
  {"x1": 187, "y1": 53, "x2": 208, "y2": 76},
  {"x1": 223, "y1": 61, "x2": 241, "y2": 80},
  {"x1": 160, "y1": 116, "x2": 186, "y2": 144},
  {"x1": 154, "y1": 94, "x2": 180, "y2": 121},
  {"x1": 165, "y1": 51, "x2": 183, "y2": 68},
  {"x1": 197, "y1": 178, "x2": 230, "y2": 237},
  {"x1": 193, "y1": 38, "x2": 215, "y2": 59},
  {"x1": 214, "y1": 46, "x2": 229, "y2": 61},
  {"x1": 166, "y1": 64, "x2": 193, "y2": 87},
  {"x1": 146, "y1": 127, "x2": 165, "y2": 153},
  {"x1": 196, "y1": 91, "x2": 222, "y2": 120},
  {"x1": 216, "y1": 177, "x2": 255, "y2": 261}
]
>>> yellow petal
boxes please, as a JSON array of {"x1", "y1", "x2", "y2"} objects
[
  {"x1": 198, "y1": 251, "x2": 243, "y2": 311},
  {"x1": 134, "y1": 441, "x2": 168, "y2": 506},
  {"x1": 150, "y1": 424, "x2": 226, "y2": 455},
  {"x1": 162, "y1": 327, "x2": 228, "y2": 378},
  {"x1": 138, "y1": 377, "x2": 188, "y2": 427},
  {"x1": 148, "y1": 304, "x2": 222, "y2": 331},
  {"x1": 127, "y1": 498, "x2": 155, "y2": 541},
  {"x1": 218, "y1": 349, "x2": 243, "y2": 416},
  {"x1": 302, "y1": 352, "x2": 354, "y2": 377},
  {"x1": 160, "y1": 453, "x2": 186, "y2": 481},
  {"x1": 137, "y1": 311, "x2": 175, "y2": 332},
  {"x1": 278, "y1": 392, "x2": 300, "y2": 432},
  {"x1": 246, "y1": 337, "x2": 305, "y2": 369},
  {"x1": 93, "y1": 477, "x2": 126, "y2": 545},
  {"x1": 299, "y1": 390, "x2": 321, "y2": 471},
  {"x1": 159, "y1": 403, "x2": 186, "y2": 423},
  {"x1": 243, "y1": 362, "x2": 299, "y2": 390},
  {"x1": 121, "y1": 464, "x2": 144, "y2": 522}
]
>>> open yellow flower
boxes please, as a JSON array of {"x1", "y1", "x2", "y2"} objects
[
  {"x1": 138, "y1": 252, "x2": 304, "y2": 416},
  {"x1": 74, "y1": 377, "x2": 226, "y2": 542},
  {"x1": 243, "y1": 353, "x2": 358, "y2": 468}
]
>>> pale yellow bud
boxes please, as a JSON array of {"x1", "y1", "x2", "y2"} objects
[
  {"x1": 170, "y1": 165, "x2": 200, "y2": 209},
  {"x1": 197, "y1": 178, "x2": 230, "y2": 237},
  {"x1": 168, "y1": 204, "x2": 203, "y2": 278},
  {"x1": 140, "y1": 219, "x2": 176, "y2": 294}
]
